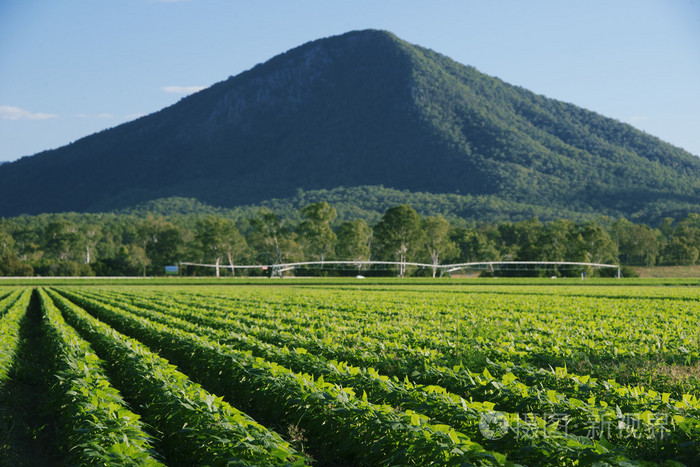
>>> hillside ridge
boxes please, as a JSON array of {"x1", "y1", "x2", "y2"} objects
[{"x1": 0, "y1": 29, "x2": 697, "y2": 222}]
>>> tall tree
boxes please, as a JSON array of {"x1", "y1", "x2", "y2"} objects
[
  {"x1": 12, "y1": 224, "x2": 41, "y2": 262},
  {"x1": 571, "y1": 221, "x2": 619, "y2": 275},
  {"x1": 524, "y1": 219, "x2": 579, "y2": 276},
  {"x1": 297, "y1": 202, "x2": 337, "y2": 262},
  {"x1": 662, "y1": 214, "x2": 700, "y2": 265},
  {"x1": 0, "y1": 223, "x2": 15, "y2": 257},
  {"x1": 248, "y1": 210, "x2": 302, "y2": 270},
  {"x1": 127, "y1": 244, "x2": 151, "y2": 277},
  {"x1": 44, "y1": 219, "x2": 81, "y2": 261},
  {"x1": 80, "y1": 223, "x2": 102, "y2": 264},
  {"x1": 510, "y1": 218, "x2": 544, "y2": 261},
  {"x1": 421, "y1": 216, "x2": 458, "y2": 277},
  {"x1": 195, "y1": 216, "x2": 246, "y2": 277},
  {"x1": 248, "y1": 210, "x2": 284, "y2": 265},
  {"x1": 373, "y1": 205, "x2": 423, "y2": 277},
  {"x1": 135, "y1": 215, "x2": 184, "y2": 275},
  {"x1": 0, "y1": 221, "x2": 32, "y2": 276},
  {"x1": 610, "y1": 218, "x2": 660, "y2": 266},
  {"x1": 535, "y1": 219, "x2": 577, "y2": 262},
  {"x1": 336, "y1": 219, "x2": 372, "y2": 271},
  {"x1": 453, "y1": 228, "x2": 501, "y2": 263}
]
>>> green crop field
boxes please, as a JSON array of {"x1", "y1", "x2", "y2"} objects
[{"x1": 0, "y1": 282, "x2": 699, "y2": 465}]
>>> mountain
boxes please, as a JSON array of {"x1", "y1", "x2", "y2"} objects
[{"x1": 1, "y1": 29, "x2": 698, "y2": 222}]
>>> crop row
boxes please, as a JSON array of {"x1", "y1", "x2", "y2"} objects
[
  {"x1": 51, "y1": 288, "x2": 516, "y2": 466},
  {"x1": 0, "y1": 290, "x2": 31, "y2": 384},
  {"x1": 45, "y1": 288, "x2": 306, "y2": 466},
  {"x1": 0, "y1": 289, "x2": 306, "y2": 466},
  {"x1": 38, "y1": 288, "x2": 163, "y2": 465},
  {"x1": 4, "y1": 283, "x2": 698, "y2": 465},
  {"x1": 105, "y1": 284, "x2": 700, "y2": 369},
  {"x1": 61, "y1": 288, "x2": 630, "y2": 464},
  {"x1": 81, "y1": 287, "x2": 700, "y2": 413},
  {"x1": 58, "y1": 287, "x2": 700, "y2": 463}
]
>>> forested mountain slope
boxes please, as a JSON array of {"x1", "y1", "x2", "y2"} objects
[{"x1": 1, "y1": 29, "x2": 697, "y2": 222}]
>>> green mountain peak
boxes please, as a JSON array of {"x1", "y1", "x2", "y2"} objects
[{"x1": 0, "y1": 29, "x2": 697, "y2": 223}]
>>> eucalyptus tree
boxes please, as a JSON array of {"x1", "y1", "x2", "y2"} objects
[
  {"x1": 297, "y1": 202, "x2": 337, "y2": 262},
  {"x1": 421, "y1": 216, "x2": 458, "y2": 277},
  {"x1": 195, "y1": 216, "x2": 246, "y2": 277},
  {"x1": 248, "y1": 210, "x2": 302, "y2": 267},
  {"x1": 336, "y1": 219, "x2": 372, "y2": 272},
  {"x1": 135, "y1": 215, "x2": 184, "y2": 275},
  {"x1": 373, "y1": 205, "x2": 423, "y2": 277}
]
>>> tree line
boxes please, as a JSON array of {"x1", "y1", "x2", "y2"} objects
[{"x1": 1, "y1": 203, "x2": 699, "y2": 277}]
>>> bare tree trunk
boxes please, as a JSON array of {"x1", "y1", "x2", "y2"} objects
[
  {"x1": 431, "y1": 250, "x2": 439, "y2": 278},
  {"x1": 398, "y1": 244, "x2": 408, "y2": 278},
  {"x1": 86, "y1": 245, "x2": 91, "y2": 264},
  {"x1": 227, "y1": 250, "x2": 235, "y2": 277},
  {"x1": 215, "y1": 256, "x2": 220, "y2": 278},
  {"x1": 273, "y1": 236, "x2": 282, "y2": 264}
]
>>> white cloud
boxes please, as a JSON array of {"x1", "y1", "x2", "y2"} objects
[
  {"x1": 0, "y1": 106, "x2": 57, "y2": 120},
  {"x1": 162, "y1": 85, "x2": 206, "y2": 94}
]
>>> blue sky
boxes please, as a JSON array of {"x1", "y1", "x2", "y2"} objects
[{"x1": 1, "y1": 0, "x2": 699, "y2": 162}]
